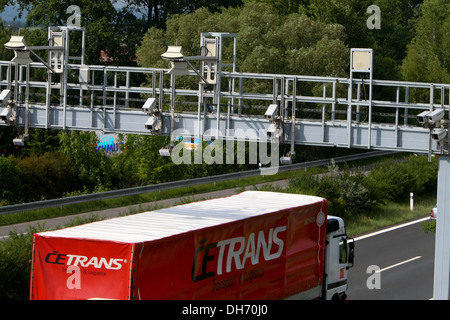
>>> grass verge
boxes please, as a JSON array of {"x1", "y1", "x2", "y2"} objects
[{"x1": 345, "y1": 196, "x2": 435, "y2": 236}]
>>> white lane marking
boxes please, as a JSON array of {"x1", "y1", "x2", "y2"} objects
[
  {"x1": 376, "y1": 256, "x2": 422, "y2": 273},
  {"x1": 354, "y1": 217, "x2": 430, "y2": 241}
]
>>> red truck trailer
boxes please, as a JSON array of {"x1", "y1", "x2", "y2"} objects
[{"x1": 29, "y1": 191, "x2": 354, "y2": 300}]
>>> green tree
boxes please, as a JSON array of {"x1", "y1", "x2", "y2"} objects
[
  {"x1": 372, "y1": 0, "x2": 422, "y2": 64},
  {"x1": 294, "y1": 0, "x2": 423, "y2": 80},
  {"x1": 8, "y1": 0, "x2": 146, "y2": 65},
  {"x1": 0, "y1": 17, "x2": 12, "y2": 61},
  {"x1": 401, "y1": 0, "x2": 450, "y2": 84},
  {"x1": 297, "y1": 0, "x2": 373, "y2": 49},
  {"x1": 136, "y1": 2, "x2": 349, "y2": 116},
  {"x1": 115, "y1": 134, "x2": 176, "y2": 185},
  {"x1": 137, "y1": 2, "x2": 349, "y2": 77},
  {"x1": 124, "y1": 0, "x2": 243, "y2": 28},
  {"x1": 59, "y1": 131, "x2": 116, "y2": 192}
]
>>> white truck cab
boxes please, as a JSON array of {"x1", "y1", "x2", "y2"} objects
[{"x1": 323, "y1": 216, "x2": 355, "y2": 300}]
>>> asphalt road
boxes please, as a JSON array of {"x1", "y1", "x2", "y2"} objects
[{"x1": 347, "y1": 217, "x2": 435, "y2": 300}]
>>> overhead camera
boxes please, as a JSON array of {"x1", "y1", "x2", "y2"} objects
[
  {"x1": 13, "y1": 134, "x2": 29, "y2": 147},
  {"x1": 0, "y1": 107, "x2": 12, "y2": 123},
  {"x1": 432, "y1": 128, "x2": 448, "y2": 142},
  {"x1": 417, "y1": 109, "x2": 445, "y2": 127},
  {"x1": 265, "y1": 104, "x2": 279, "y2": 121},
  {"x1": 13, "y1": 137, "x2": 25, "y2": 147},
  {"x1": 142, "y1": 98, "x2": 157, "y2": 114},
  {"x1": 159, "y1": 143, "x2": 174, "y2": 157},
  {"x1": 145, "y1": 115, "x2": 162, "y2": 133},
  {"x1": 280, "y1": 151, "x2": 295, "y2": 165},
  {"x1": 0, "y1": 89, "x2": 11, "y2": 106},
  {"x1": 267, "y1": 122, "x2": 282, "y2": 139},
  {"x1": 0, "y1": 108, "x2": 12, "y2": 123},
  {"x1": 280, "y1": 156, "x2": 292, "y2": 165}
]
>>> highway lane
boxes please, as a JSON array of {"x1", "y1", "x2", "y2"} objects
[{"x1": 347, "y1": 217, "x2": 435, "y2": 300}]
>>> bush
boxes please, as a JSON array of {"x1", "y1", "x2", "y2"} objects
[
  {"x1": 289, "y1": 161, "x2": 375, "y2": 217},
  {"x1": 17, "y1": 152, "x2": 78, "y2": 202},
  {"x1": 0, "y1": 226, "x2": 43, "y2": 300},
  {"x1": 288, "y1": 155, "x2": 438, "y2": 219},
  {"x1": 0, "y1": 215, "x2": 102, "y2": 300},
  {"x1": 364, "y1": 155, "x2": 438, "y2": 203},
  {"x1": 0, "y1": 156, "x2": 23, "y2": 205}
]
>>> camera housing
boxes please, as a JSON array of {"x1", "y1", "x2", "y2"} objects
[
  {"x1": 0, "y1": 89, "x2": 11, "y2": 106},
  {"x1": 142, "y1": 98, "x2": 157, "y2": 114},
  {"x1": 0, "y1": 107, "x2": 12, "y2": 123},
  {"x1": 427, "y1": 109, "x2": 445, "y2": 125},
  {"x1": 417, "y1": 109, "x2": 445, "y2": 127},
  {"x1": 280, "y1": 156, "x2": 292, "y2": 165},
  {"x1": 145, "y1": 115, "x2": 162, "y2": 133},
  {"x1": 267, "y1": 122, "x2": 282, "y2": 139},
  {"x1": 432, "y1": 128, "x2": 448, "y2": 141},
  {"x1": 265, "y1": 104, "x2": 279, "y2": 121}
]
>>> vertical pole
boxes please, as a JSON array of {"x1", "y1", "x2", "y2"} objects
[
  {"x1": 429, "y1": 84, "x2": 434, "y2": 162},
  {"x1": 113, "y1": 71, "x2": 117, "y2": 129},
  {"x1": 63, "y1": 29, "x2": 68, "y2": 130},
  {"x1": 322, "y1": 82, "x2": 326, "y2": 142},
  {"x1": 215, "y1": 35, "x2": 221, "y2": 140},
  {"x1": 291, "y1": 77, "x2": 296, "y2": 157},
  {"x1": 332, "y1": 80, "x2": 336, "y2": 122},
  {"x1": 24, "y1": 63, "x2": 29, "y2": 139},
  {"x1": 348, "y1": 50, "x2": 354, "y2": 148},
  {"x1": 404, "y1": 86, "x2": 409, "y2": 126},
  {"x1": 125, "y1": 71, "x2": 130, "y2": 108},
  {"x1": 367, "y1": 49, "x2": 373, "y2": 149},
  {"x1": 347, "y1": 75, "x2": 353, "y2": 148},
  {"x1": 238, "y1": 77, "x2": 243, "y2": 116},
  {"x1": 434, "y1": 155, "x2": 450, "y2": 299},
  {"x1": 170, "y1": 73, "x2": 175, "y2": 139},
  {"x1": 395, "y1": 86, "x2": 400, "y2": 147},
  {"x1": 197, "y1": 82, "x2": 203, "y2": 138},
  {"x1": 158, "y1": 71, "x2": 164, "y2": 113},
  {"x1": 102, "y1": 67, "x2": 107, "y2": 131},
  {"x1": 356, "y1": 82, "x2": 361, "y2": 124},
  {"x1": 90, "y1": 69, "x2": 94, "y2": 128},
  {"x1": 46, "y1": 71, "x2": 51, "y2": 129}
]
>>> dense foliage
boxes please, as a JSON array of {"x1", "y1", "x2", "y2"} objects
[{"x1": 288, "y1": 155, "x2": 438, "y2": 218}]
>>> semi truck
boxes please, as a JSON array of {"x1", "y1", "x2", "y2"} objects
[{"x1": 29, "y1": 191, "x2": 354, "y2": 300}]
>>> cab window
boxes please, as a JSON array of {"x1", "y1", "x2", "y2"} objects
[{"x1": 339, "y1": 238, "x2": 348, "y2": 264}]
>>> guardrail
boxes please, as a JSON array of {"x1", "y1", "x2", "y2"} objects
[{"x1": 0, "y1": 150, "x2": 396, "y2": 215}]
